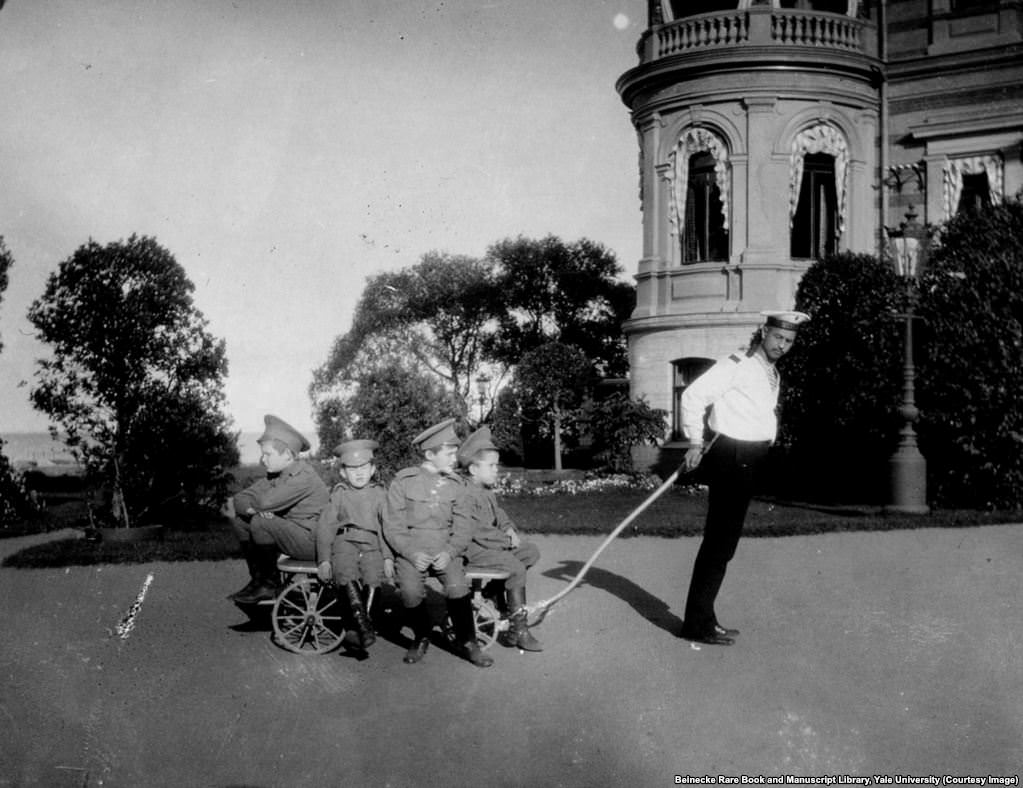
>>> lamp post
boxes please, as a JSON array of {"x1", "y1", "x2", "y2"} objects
[
  {"x1": 475, "y1": 373, "x2": 491, "y2": 425},
  {"x1": 884, "y1": 205, "x2": 931, "y2": 514}
]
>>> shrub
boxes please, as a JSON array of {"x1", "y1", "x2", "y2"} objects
[
  {"x1": 917, "y1": 197, "x2": 1023, "y2": 508},
  {"x1": 781, "y1": 252, "x2": 907, "y2": 502},
  {"x1": 579, "y1": 393, "x2": 667, "y2": 473},
  {"x1": 0, "y1": 446, "x2": 41, "y2": 530}
]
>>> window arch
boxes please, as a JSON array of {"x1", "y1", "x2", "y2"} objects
[{"x1": 668, "y1": 127, "x2": 731, "y2": 263}]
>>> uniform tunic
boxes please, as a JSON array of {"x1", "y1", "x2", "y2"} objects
[
  {"x1": 456, "y1": 481, "x2": 539, "y2": 590},
  {"x1": 231, "y1": 460, "x2": 329, "y2": 560},
  {"x1": 316, "y1": 480, "x2": 391, "y2": 586},
  {"x1": 383, "y1": 464, "x2": 471, "y2": 606},
  {"x1": 679, "y1": 350, "x2": 778, "y2": 636}
]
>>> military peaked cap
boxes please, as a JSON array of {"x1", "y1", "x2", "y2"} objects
[
  {"x1": 257, "y1": 414, "x2": 310, "y2": 454},
  {"x1": 412, "y1": 418, "x2": 460, "y2": 452},
  {"x1": 458, "y1": 426, "x2": 499, "y2": 467},
  {"x1": 334, "y1": 439, "x2": 378, "y2": 466}
]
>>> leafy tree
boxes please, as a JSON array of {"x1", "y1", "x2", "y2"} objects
[
  {"x1": 514, "y1": 342, "x2": 593, "y2": 471},
  {"x1": 780, "y1": 252, "x2": 906, "y2": 502},
  {"x1": 27, "y1": 235, "x2": 238, "y2": 525},
  {"x1": 917, "y1": 197, "x2": 1023, "y2": 508},
  {"x1": 0, "y1": 236, "x2": 36, "y2": 527},
  {"x1": 489, "y1": 386, "x2": 526, "y2": 466},
  {"x1": 486, "y1": 235, "x2": 634, "y2": 377},
  {"x1": 314, "y1": 252, "x2": 503, "y2": 418},
  {"x1": 318, "y1": 359, "x2": 464, "y2": 476},
  {"x1": 579, "y1": 393, "x2": 668, "y2": 473}
]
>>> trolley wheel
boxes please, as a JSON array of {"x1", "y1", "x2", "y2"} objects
[
  {"x1": 472, "y1": 597, "x2": 506, "y2": 651},
  {"x1": 271, "y1": 577, "x2": 347, "y2": 654}
]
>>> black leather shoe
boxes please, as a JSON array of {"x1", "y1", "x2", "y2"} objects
[
  {"x1": 714, "y1": 624, "x2": 740, "y2": 637},
  {"x1": 681, "y1": 630, "x2": 734, "y2": 646},
  {"x1": 403, "y1": 638, "x2": 430, "y2": 664},
  {"x1": 231, "y1": 581, "x2": 278, "y2": 605}
]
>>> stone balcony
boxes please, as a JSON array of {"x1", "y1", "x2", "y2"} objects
[
  {"x1": 641, "y1": 7, "x2": 874, "y2": 59},
  {"x1": 620, "y1": 7, "x2": 878, "y2": 102}
]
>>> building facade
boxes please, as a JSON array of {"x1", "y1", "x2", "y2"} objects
[{"x1": 616, "y1": 0, "x2": 1023, "y2": 443}]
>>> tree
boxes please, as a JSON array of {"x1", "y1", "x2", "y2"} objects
[
  {"x1": 318, "y1": 359, "x2": 464, "y2": 475},
  {"x1": 27, "y1": 235, "x2": 238, "y2": 525},
  {"x1": 514, "y1": 342, "x2": 593, "y2": 471},
  {"x1": 314, "y1": 252, "x2": 503, "y2": 419},
  {"x1": 486, "y1": 235, "x2": 634, "y2": 377},
  {"x1": 917, "y1": 197, "x2": 1023, "y2": 508},
  {"x1": 579, "y1": 393, "x2": 668, "y2": 473},
  {"x1": 0, "y1": 236, "x2": 36, "y2": 527},
  {"x1": 780, "y1": 252, "x2": 906, "y2": 502}
]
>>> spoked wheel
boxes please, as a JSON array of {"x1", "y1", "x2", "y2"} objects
[
  {"x1": 472, "y1": 597, "x2": 507, "y2": 651},
  {"x1": 271, "y1": 578, "x2": 347, "y2": 654}
]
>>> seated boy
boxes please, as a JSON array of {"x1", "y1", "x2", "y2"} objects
[
  {"x1": 382, "y1": 418, "x2": 492, "y2": 668},
  {"x1": 315, "y1": 438, "x2": 392, "y2": 650},
  {"x1": 456, "y1": 427, "x2": 543, "y2": 652},
  {"x1": 229, "y1": 414, "x2": 329, "y2": 605}
]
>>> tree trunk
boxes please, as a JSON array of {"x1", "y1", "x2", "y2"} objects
[{"x1": 553, "y1": 407, "x2": 563, "y2": 472}]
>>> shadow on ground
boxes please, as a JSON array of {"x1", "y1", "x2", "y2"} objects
[{"x1": 542, "y1": 559, "x2": 683, "y2": 637}]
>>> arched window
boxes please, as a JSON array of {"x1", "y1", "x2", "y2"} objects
[
  {"x1": 683, "y1": 153, "x2": 730, "y2": 262},
  {"x1": 789, "y1": 123, "x2": 848, "y2": 259},
  {"x1": 943, "y1": 154, "x2": 1003, "y2": 220},
  {"x1": 669, "y1": 127, "x2": 730, "y2": 264},
  {"x1": 791, "y1": 153, "x2": 837, "y2": 259}
]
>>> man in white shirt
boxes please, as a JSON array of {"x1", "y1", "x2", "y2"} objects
[{"x1": 678, "y1": 310, "x2": 809, "y2": 646}]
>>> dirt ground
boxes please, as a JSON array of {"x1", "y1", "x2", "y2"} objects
[{"x1": 1, "y1": 525, "x2": 1021, "y2": 788}]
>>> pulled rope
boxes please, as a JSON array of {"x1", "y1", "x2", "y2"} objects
[{"x1": 526, "y1": 435, "x2": 717, "y2": 626}]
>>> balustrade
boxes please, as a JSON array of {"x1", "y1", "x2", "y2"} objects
[{"x1": 651, "y1": 7, "x2": 866, "y2": 60}]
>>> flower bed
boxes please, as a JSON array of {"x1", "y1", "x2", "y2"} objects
[{"x1": 493, "y1": 471, "x2": 680, "y2": 497}]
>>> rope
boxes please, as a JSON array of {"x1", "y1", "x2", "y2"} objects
[{"x1": 525, "y1": 435, "x2": 717, "y2": 626}]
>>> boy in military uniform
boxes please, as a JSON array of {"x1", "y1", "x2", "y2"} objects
[
  {"x1": 229, "y1": 414, "x2": 329, "y2": 605},
  {"x1": 315, "y1": 439, "x2": 392, "y2": 650},
  {"x1": 382, "y1": 418, "x2": 492, "y2": 668},
  {"x1": 456, "y1": 426, "x2": 543, "y2": 652}
]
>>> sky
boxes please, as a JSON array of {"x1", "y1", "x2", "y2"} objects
[{"x1": 0, "y1": 0, "x2": 645, "y2": 437}]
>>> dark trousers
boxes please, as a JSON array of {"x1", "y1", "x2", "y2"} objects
[{"x1": 682, "y1": 435, "x2": 770, "y2": 635}]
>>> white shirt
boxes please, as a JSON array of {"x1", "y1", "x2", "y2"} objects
[{"x1": 680, "y1": 352, "x2": 780, "y2": 443}]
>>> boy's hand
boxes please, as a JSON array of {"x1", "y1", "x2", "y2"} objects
[
  {"x1": 508, "y1": 529, "x2": 521, "y2": 548},
  {"x1": 257, "y1": 510, "x2": 274, "y2": 520},
  {"x1": 432, "y1": 551, "x2": 451, "y2": 570},
  {"x1": 413, "y1": 552, "x2": 431, "y2": 571},
  {"x1": 383, "y1": 558, "x2": 395, "y2": 580},
  {"x1": 317, "y1": 560, "x2": 332, "y2": 583}
]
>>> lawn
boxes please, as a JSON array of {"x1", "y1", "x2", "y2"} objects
[{"x1": 3, "y1": 483, "x2": 1020, "y2": 569}]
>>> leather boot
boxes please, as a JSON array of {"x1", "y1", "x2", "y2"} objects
[
  {"x1": 345, "y1": 582, "x2": 376, "y2": 649},
  {"x1": 232, "y1": 544, "x2": 279, "y2": 604},
  {"x1": 227, "y1": 542, "x2": 262, "y2": 601},
  {"x1": 447, "y1": 595, "x2": 493, "y2": 668},
  {"x1": 402, "y1": 604, "x2": 432, "y2": 664},
  {"x1": 503, "y1": 586, "x2": 543, "y2": 652}
]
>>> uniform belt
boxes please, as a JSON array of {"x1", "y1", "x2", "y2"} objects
[{"x1": 716, "y1": 434, "x2": 772, "y2": 447}]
